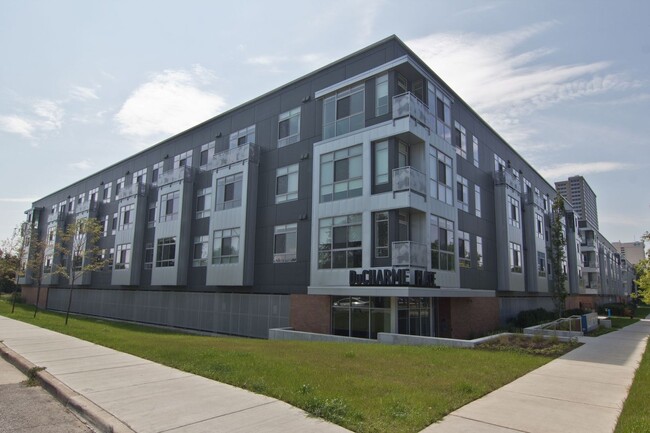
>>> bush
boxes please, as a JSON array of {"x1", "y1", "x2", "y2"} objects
[
  {"x1": 597, "y1": 303, "x2": 628, "y2": 316},
  {"x1": 563, "y1": 308, "x2": 588, "y2": 317},
  {"x1": 508, "y1": 308, "x2": 557, "y2": 329},
  {"x1": 0, "y1": 278, "x2": 18, "y2": 294}
]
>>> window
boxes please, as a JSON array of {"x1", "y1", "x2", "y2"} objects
[
  {"x1": 458, "y1": 231, "x2": 470, "y2": 268},
  {"x1": 428, "y1": 83, "x2": 451, "y2": 142},
  {"x1": 229, "y1": 125, "x2": 255, "y2": 149},
  {"x1": 538, "y1": 252, "x2": 547, "y2": 277},
  {"x1": 133, "y1": 168, "x2": 147, "y2": 184},
  {"x1": 398, "y1": 141, "x2": 409, "y2": 167},
  {"x1": 108, "y1": 248, "x2": 114, "y2": 271},
  {"x1": 174, "y1": 150, "x2": 192, "y2": 168},
  {"x1": 147, "y1": 204, "x2": 156, "y2": 228},
  {"x1": 374, "y1": 212, "x2": 389, "y2": 258},
  {"x1": 152, "y1": 161, "x2": 163, "y2": 185},
  {"x1": 508, "y1": 196, "x2": 520, "y2": 228},
  {"x1": 429, "y1": 150, "x2": 453, "y2": 205},
  {"x1": 160, "y1": 191, "x2": 180, "y2": 222},
  {"x1": 374, "y1": 141, "x2": 388, "y2": 185},
  {"x1": 196, "y1": 188, "x2": 212, "y2": 218},
  {"x1": 494, "y1": 154, "x2": 506, "y2": 172},
  {"x1": 536, "y1": 213, "x2": 544, "y2": 239},
  {"x1": 144, "y1": 243, "x2": 153, "y2": 269},
  {"x1": 78, "y1": 193, "x2": 84, "y2": 205},
  {"x1": 475, "y1": 185, "x2": 482, "y2": 218},
  {"x1": 375, "y1": 74, "x2": 389, "y2": 116},
  {"x1": 454, "y1": 121, "x2": 467, "y2": 159},
  {"x1": 156, "y1": 237, "x2": 176, "y2": 267},
  {"x1": 523, "y1": 177, "x2": 532, "y2": 194},
  {"x1": 44, "y1": 255, "x2": 53, "y2": 273},
  {"x1": 278, "y1": 107, "x2": 301, "y2": 147},
  {"x1": 115, "y1": 177, "x2": 125, "y2": 199},
  {"x1": 456, "y1": 175, "x2": 469, "y2": 212},
  {"x1": 472, "y1": 136, "x2": 479, "y2": 168},
  {"x1": 212, "y1": 228, "x2": 240, "y2": 264},
  {"x1": 102, "y1": 182, "x2": 112, "y2": 203},
  {"x1": 318, "y1": 214, "x2": 362, "y2": 269},
  {"x1": 118, "y1": 203, "x2": 135, "y2": 230},
  {"x1": 193, "y1": 236, "x2": 209, "y2": 267},
  {"x1": 413, "y1": 80, "x2": 424, "y2": 101},
  {"x1": 58, "y1": 201, "x2": 66, "y2": 214},
  {"x1": 199, "y1": 141, "x2": 215, "y2": 168},
  {"x1": 543, "y1": 194, "x2": 549, "y2": 213},
  {"x1": 320, "y1": 144, "x2": 362, "y2": 202},
  {"x1": 397, "y1": 74, "x2": 408, "y2": 94},
  {"x1": 509, "y1": 242, "x2": 522, "y2": 273},
  {"x1": 215, "y1": 173, "x2": 243, "y2": 210},
  {"x1": 102, "y1": 215, "x2": 109, "y2": 237},
  {"x1": 88, "y1": 188, "x2": 98, "y2": 205},
  {"x1": 323, "y1": 84, "x2": 364, "y2": 139},
  {"x1": 276, "y1": 164, "x2": 299, "y2": 203},
  {"x1": 111, "y1": 213, "x2": 117, "y2": 235},
  {"x1": 274, "y1": 223, "x2": 297, "y2": 263},
  {"x1": 430, "y1": 215, "x2": 454, "y2": 271},
  {"x1": 476, "y1": 236, "x2": 484, "y2": 270},
  {"x1": 115, "y1": 244, "x2": 131, "y2": 270}
]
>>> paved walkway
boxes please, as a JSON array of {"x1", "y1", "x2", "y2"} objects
[
  {"x1": 423, "y1": 317, "x2": 650, "y2": 433},
  {"x1": 0, "y1": 316, "x2": 348, "y2": 433}
]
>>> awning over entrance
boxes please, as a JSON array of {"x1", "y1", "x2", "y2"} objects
[{"x1": 307, "y1": 286, "x2": 496, "y2": 298}]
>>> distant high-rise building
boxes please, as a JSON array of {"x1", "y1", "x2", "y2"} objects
[
  {"x1": 555, "y1": 176, "x2": 599, "y2": 229},
  {"x1": 613, "y1": 240, "x2": 646, "y2": 265}
]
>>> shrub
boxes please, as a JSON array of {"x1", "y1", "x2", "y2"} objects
[
  {"x1": 508, "y1": 308, "x2": 557, "y2": 329},
  {"x1": 597, "y1": 303, "x2": 628, "y2": 316},
  {"x1": 563, "y1": 308, "x2": 588, "y2": 317}
]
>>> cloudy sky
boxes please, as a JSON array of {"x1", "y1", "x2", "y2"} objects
[{"x1": 1, "y1": 0, "x2": 648, "y2": 245}]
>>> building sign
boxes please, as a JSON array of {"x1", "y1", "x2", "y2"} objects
[{"x1": 349, "y1": 269, "x2": 439, "y2": 288}]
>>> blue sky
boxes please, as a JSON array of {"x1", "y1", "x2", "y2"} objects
[{"x1": 1, "y1": 0, "x2": 648, "y2": 245}]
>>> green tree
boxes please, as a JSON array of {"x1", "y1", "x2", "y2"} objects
[
  {"x1": 548, "y1": 195, "x2": 568, "y2": 316},
  {"x1": 0, "y1": 224, "x2": 30, "y2": 312},
  {"x1": 635, "y1": 232, "x2": 650, "y2": 304}
]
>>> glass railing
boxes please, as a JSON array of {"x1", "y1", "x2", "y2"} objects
[
  {"x1": 206, "y1": 143, "x2": 260, "y2": 171},
  {"x1": 392, "y1": 166, "x2": 426, "y2": 196},
  {"x1": 392, "y1": 241, "x2": 428, "y2": 268},
  {"x1": 392, "y1": 92, "x2": 432, "y2": 129},
  {"x1": 117, "y1": 182, "x2": 147, "y2": 200},
  {"x1": 157, "y1": 165, "x2": 193, "y2": 186}
]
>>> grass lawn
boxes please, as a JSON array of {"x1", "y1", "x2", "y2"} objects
[
  {"x1": 0, "y1": 300, "x2": 577, "y2": 433},
  {"x1": 615, "y1": 331, "x2": 650, "y2": 433},
  {"x1": 634, "y1": 305, "x2": 650, "y2": 318},
  {"x1": 587, "y1": 317, "x2": 639, "y2": 337}
]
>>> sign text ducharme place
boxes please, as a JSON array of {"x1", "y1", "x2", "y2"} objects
[{"x1": 349, "y1": 269, "x2": 440, "y2": 288}]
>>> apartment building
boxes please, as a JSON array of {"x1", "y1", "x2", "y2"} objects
[
  {"x1": 19, "y1": 36, "x2": 627, "y2": 339},
  {"x1": 555, "y1": 176, "x2": 599, "y2": 230},
  {"x1": 613, "y1": 240, "x2": 646, "y2": 266}
]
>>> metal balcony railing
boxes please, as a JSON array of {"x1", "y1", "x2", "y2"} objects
[
  {"x1": 117, "y1": 182, "x2": 147, "y2": 200},
  {"x1": 392, "y1": 166, "x2": 426, "y2": 196},
  {"x1": 493, "y1": 170, "x2": 522, "y2": 193},
  {"x1": 206, "y1": 143, "x2": 260, "y2": 171},
  {"x1": 392, "y1": 241, "x2": 428, "y2": 268},
  {"x1": 392, "y1": 92, "x2": 433, "y2": 130},
  {"x1": 157, "y1": 166, "x2": 193, "y2": 186}
]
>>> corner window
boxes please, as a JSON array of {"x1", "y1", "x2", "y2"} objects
[
  {"x1": 431, "y1": 215, "x2": 454, "y2": 271},
  {"x1": 108, "y1": 248, "x2": 114, "y2": 271},
  {"x1": 323, "y1": 84, "x2": 364, "y2": 139},
  {"x1": 212, "y1": 228, "x2": 240, "y2": 264},
  {"x1": 147, "y1": 204, "x2": 156, "y2": 228},
  {"x1": 216, "y1": 173, "x2": 243, "y2": 210},
  {"x1": 278, "y1": 107, "x2": 301, "y2": 147},
  {"x1": 458, "y1": 230, "x2": 470, "y2": 268},
  {"x1": 111, "y1": 213, "x2": 117, "y2": 235},
  {"x1": 429, "y1": 83, "x2": 451, "y2": 142},
  {"x1": 374, "y1": 141, "x2": 388, "y2": 185},
  {"x1": 229, "y1": 125, "x2": 255, "y2": 149},
  {"x1": 510, "y1": 242, "x2": 522, "y2": 273},
  {"x1": 429, "y1": 150, "x2": 453, "y2": 205},
  {"x1": 196, "y1": 188, "x2": 212, "y2": 219},
  {"x1": 193, "y1": 235, "x2": 209, "y2": 267},
  {"x1": 115, "y1": 243, "x2": 131, "y2": 270},
  {"x1": 276, "y1": 164, "x2": 299, "y2": 203},
  {"x1": 320, "y1": 144, "x2": 362, "y2": 202},
  {"x1": 454, "y1": 121, "x2": 467, "y2": 159},
  {"x1": 160, "y1": 191, "x2": 180, "y2": 222},
  {"x1": 318, "y1": 214, "x2": 362, "y2": 269},
  {"x1": 456, "y1": 175, "x2": 469, "y2": 212},
  {"x1": 156, "y1": 237, "x2": 176, "y2": 267},
  {"x1": 274, "y1": 223, "x2": 297, "y2": 263},
  {"x1": 374, "y1": 212, "x2": 389, "y2": 258},
  {"x1": 375, "y1": 74, "x2": 389, "y2": 116}
]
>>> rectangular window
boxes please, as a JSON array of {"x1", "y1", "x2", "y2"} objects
[
  {"x1": 108, "y1": 248, "x2": 114, "y2": 271},
  {"x1": 102, "y1": 182, "x2": 112, "y2": 203},
  {"x1": 454, "y1": 121, "x2": 467, "y2": 159},
  {"x1": 174, "y1": 150, "x2": 192, "y2": 168},
  {"x1": 152, "y1": 161, "x2": 163, "y2": 185},
  {"x1": 536, "y1": 213, "x2": 545, "y2": 239},
  {"x1": 458, "y1": 230, "x2": 470, "y2": 268},
  {"x1": 276, "y1": 163, "x2": 299, "y2": 203},
  {"x1": 115, "y1": 243, "x2": 131, "y2": 270},
  {"x1": 44, "y1": 255, "x2": 53, "y2": 273},
  {"x1": 144, "y1": 243, "x2": 153, "y2": 269},
  {"x1": 156, "y1": 237, "x2": 176, "y2": 267},
  {"x1": 133, "y1": 168, "x2": 147, "y2": 185},
  {"x1": 77, "y1": 193, "x2": 84, "y2": 205},
  {"x1": 430, "y1": 215, "x2": 455, "y2": 271},
  {"x1": 193, "y1": 235, "x2": 209, "y2": 267},
  {"x1": 196, "y1": 188, "x2": 212, "y2": 218},
  {"x1": 494, "y1": 154, "x2": 506, "y2": 173},
  {"x1": 318, "y1": 214, "x2": 362, "y2": 269},
  {"x1": 323, "y1": 84, "x2": 364, "y2": 139},
  {"x1": 476, "y1": 236, "x2": 484, "y2": 270},
  {"x1": 212, "y1": 228, "x2": 240, "y2": 264},
  {"x1": 374, "y1": 211, "x2": 389, "y2": 258},
  {"x1": 278, "y1": 107, "x2": 301, "y2": 147},
  {"x1": 523, "y1": 177, "x2": 532, "y2": 194},
  {"x1": 102, "y1": 215, "x2": 109, "y2": 237},
  {"x1": 509, "y1": 242, "x2": 522, "y2": 273},
  {"x1": 88, "y1": 188, "x2": 98, "y2": 205},
  {"x1": 159, "y1": 191, "x2": 180, "y2": 222},
  {"x1": 374, "y1": 141, "x2": 388, "y2": 185},
  {"x1": 543, "y1": 194, "x2": 549, "y2": 213},
  {"x1": 429, "y1": 83, "x2": 451, "y2": 142},
  {"x1": 229, "y1": 125, "x2": 255, "y2": 149},
  {"x1": 199, "y1": 141, "x2": 215, "y2": 168},
  {"x1": 274, "y1": 223, "x2": 297, "y2": 263},
  {"x1": 429, "y1": 150, "x2": 453, "y2": 205},
  {"x1": 68, "y1": 197, "x2": 74, "y2": 213},
  {"x1": 111, "y1": 212, "x2": 117, "y2": 235},
  {"x1": 538, "y1": 252, "x2": 547, "y2": 277},
  {"x1": 475, "y1": 185, "x2": 482, "y2": 218},
  {"x1": 508, "y1": 196, "x2": 520, "y2": 228},
  {"x1": 375, "y1": 74, "x2": 389, "y2": 116},
  {"x1": 320, "y1": 144, "x2": 362, "y2": 202},
  {"x1": 115, "y1": 177, "x2": 125, "y2": 199},
  {"x1": 215, "y1": 173, "x2": 243, "y2": 210},
  {"x1": 147, "y1": 203, "x2": 156, "y2": 228},
  {"x1": 118, "y1": 203, "x2": 135, "y2": 231},
  {"x1": 472, "y1": 136, "x2": 479, "y2": 168},
  {"x1": 456, "y1": 175, "x2": 469, "y2": 212}
]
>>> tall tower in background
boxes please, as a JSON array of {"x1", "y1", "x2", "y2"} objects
[{"x1": 555, "y1": 175, "x2": 599, "y2": 229}]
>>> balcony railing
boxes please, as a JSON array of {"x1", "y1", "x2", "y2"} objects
[
  {"x1": 493, "y1": 170, "x2": 522, "y2": 193},
  {"x1": 75, "y1": 200, "x2": 99, "y2": 215},
  {"x1": 206, "y1": 143, "x2": 260, "y2": 171},
  {"x1": 117, "y1": 182, "x2": 147, "y2": 200},
  {"x1": 392, "y1": 166, "x2": 426, "y2": 196},
  {"x1": 392, "y1": 241, "x2": 428, "y2": 268},
  {"x1": 524, "y1": 189, "x2": 545, "y2": 208},
  {"x1": 582, "y1": 239, "x2": 595, "y2": 247},
  {"x1": 392, "y1": 92, "x2": 432, "y2": 130},
  {"x1": 46, "y1": 211, "x2": 65, "y2": 223},
  {"x1": 158, "y1": 165, "x2": 193, "y2": 187}
]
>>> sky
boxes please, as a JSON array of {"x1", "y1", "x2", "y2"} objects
[{"x1": 1, "y1": 0, "x2": 649, "y2": 246}]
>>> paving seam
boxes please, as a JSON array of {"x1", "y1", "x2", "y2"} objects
[
  {"x1": 81, "y1": 372, "x2": 198, "y2": 395},
  {"x1": 525, "y1": 371, "x2": 633, "y2": 387},
  {"x1": 498, "y1": 388, "x2": 623, "y2": 410},
  {"x1": 52, "y1": 361, "x2": 152, "y2": 375},
  {"x1": 15, "y1": 351, "x2": 127, "y2": 363},
  {"x1": 447, "y1": 414, "x2": 531, "y2": 432}
]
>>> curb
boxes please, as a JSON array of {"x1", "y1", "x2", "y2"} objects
[{"x1": 0, "y1": 342, "x2": 135, "y2": 433}]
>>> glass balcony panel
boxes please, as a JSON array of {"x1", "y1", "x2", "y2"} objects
[{"x1": 392, "y1": 241, "x2": 427, "y2": 268}]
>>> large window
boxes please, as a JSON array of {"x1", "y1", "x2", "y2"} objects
[
  {"x1": 212, "y1": 228, "x2": 240, "y2": 264},
  {"x1": 475, "y1": 185, "x2": 482, "y2": 218},
  {"x1": 509, "y1": 242, "x2": 522, "y2": 273},
  {"x1": 196, "y1": 188, "x2": 212, "y2": 219},
  {"x1": 215, "y1": 173, "x2": 243, "y2": 210},
  {"x1": 430, "y1": 215, "x2": 455, "y2": 271},
  {"x1": 374, "y1": 211, "x2": 389, "y2": 258},
  {"x1": 229, "y1": 125, "x2": 255, "y2": 149},
  {"x1": 156, "y1": 237, "x2": 176, "y2": 267},
  {"x1": 199, "y1": 141, "x2": 215, "y2": 168},
  {"x1": 193, "y1": 235, "x2": 208, "y2": 267},
  {"x1": 508, "y1": 196, "x2": 520, "y2": 228},
  {"x1": 115, "y1": 243, "x2": 131, "y2": 270},
  {"x1": 429, "y1": 150, "x2": 453, "y2": 205},
  {"x1": 494, "y1": 154, "x2": 506, "y2": 172},
  {"x1": 454, "y1": 121, "x2": 467, "y2": 159},
  {"x1": 323, "y1": 84, "x2": 364, "y2": 139},
  {"x1": 375, "y1": 74, "x2": 389, "y2": 116},
  {"x1": 151, "y1": 161, "x2": 163, "y2": 185},
  {"x1": 160, "y1": 191, "x2": 180, "y2": 222},
  {"x1": 133, "y1": 168, "x2": 147, "y2": 184},
  {"x1": 276, "y1": 164, "x2": 299, "y2": 203},
  {"x1": 374, "y1": 141, "x2": 388, "y2": 185},
  {"x1": 278, "y1": 107, "x2": 301, "y2": 147},
  {"x1": 174, "y1": 150, "x2": 192, "y2": 168},
  {"x1": 458, "y1": 230, "x2": 470, "y2": 268},
  {"x1": 456, "y1": 175, "x2": 468, "y2": 212},
  {"x1": 320, "y1": 145, "x2": 362, "y2": 202},
  {"x1": 429, "y1": 83, "x2": 451, "y2": 142},
  {"x1": 118, "y1": 203, "x2": 135, "y2": 231},
  {"x1": 318, "y1": 214, "x2": 362, "y2": 269},
  {"x1": 274, "y1": 223, "x2": 297, "y2": 263},
  {"x1": 115, "y1": 177, "x2": 125, "y2": 199},
  {"x1": 332, "y1": 296, "x2": 390, "y2": 339}
]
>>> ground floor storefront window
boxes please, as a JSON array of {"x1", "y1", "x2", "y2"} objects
[
  {"x1": 398, "y1": 297, "x2": 431, "y2": 336},
  {"x1": 332, "y1": 296, "x2": 390, "y2": 338}
]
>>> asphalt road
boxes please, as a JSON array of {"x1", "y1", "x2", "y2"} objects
[{"x1": 0, "y1": 356, "x2": 94, "y2": 433}]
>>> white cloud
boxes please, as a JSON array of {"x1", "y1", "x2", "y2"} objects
[
  {"x1": 115, "y1": 65, "x2": 227, "y2": 139},
  {"x1": 0, "y1": 197, "x2": 37, "y2": 203},
  {"x1": 538, "y1": 161, "x2": 634, "y2": 180},
  {"x1": 0, "y1": 115, "x2": 35, "y2": 138},
  {"x1": 70, "y1": 85, "x2": 100, "y2": 101},
  {"x1": 68, "y1": 159, "x2": 93, "y2": 171},
  {"x1": 0, "y1": 99, "x2": 64, "y2": 140},
  {"x1": 33, "y1": 100, "x2": 64, "y2": 131}
]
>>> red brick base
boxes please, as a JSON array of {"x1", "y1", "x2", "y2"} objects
[
  {"x1": 290, "y1": 294, "x2": 331, "y2": 334},
  {"x1": 448, "y1": 297, "x2": 500, "y2": 339},
  {"x1": 19, "y1": 286, "x2": 49, "y2": 309}
]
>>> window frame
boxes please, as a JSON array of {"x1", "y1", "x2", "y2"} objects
[
  {"x1": 318, "y1": 214, "x2": 362, "y2": 269},
  {"x1": 273, "y1": 223, "x2": 298, "y2": 263},
  {"x1": 276, "y1": 163, "x2": 299, "y2": 203},
  {"x1": 278, "y1": 107, "x2": 301, "y2": 147}
]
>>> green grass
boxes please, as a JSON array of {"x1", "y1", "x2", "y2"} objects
[
  {"x1": 1, "y1": 300, "x2": 571, "y2": 433},
  {"x1": 588, "y1": 317, "x2": 640, "y2": 336},
  {"x1": 634, "y1": 305, "x2": 650, "y2": 319},
  {"x1": 615, "y1": 333, "x2": 650, "y2": 433}
]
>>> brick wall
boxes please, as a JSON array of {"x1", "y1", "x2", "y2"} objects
[
  {"x1": 290, "y1": 294, "x2": 331, "y2": 334},
  {"x1": 449, "y1": 297, "x2": 500, "y2": 339},
  {"x1": 19, "y1": 286, "x2": 49, "y2": 309}
]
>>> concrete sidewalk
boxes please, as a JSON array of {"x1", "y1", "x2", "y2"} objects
[
  {"x1": 0, "y1": 316, "x2": 348, "y2": 433},
  {"x1": 423, "y1": 318, "x2": 650, "y2": 433}
]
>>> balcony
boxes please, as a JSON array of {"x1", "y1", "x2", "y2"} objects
[
  {"x1": 524, "y1": 189, "x2": 545, "y2": 208},
  {"x1": 117, "y1": 182, "x2": 147, "y2": 200},
  {"x1": 206, "y1": 143, "x2": 260, "y2": 171},
  {"x1": 392, "y1": 241, "x2": 428, "y2": 268},
  {"x1": 493, "y1": 170, "x2": 522, "y2": 193},
  {"x1": 76, "y1": 200, "x2": 99, "y2": 215},
  {"x1": 392, "y1": 166, "x2": 426, "y2": 197},
  {"x1": 158, "y1": 166, "x2": 193, "y2": 187},
  {"x1": 46, "y1": 211, "x2": 64, "y2": 223},
  {"x1": 392, "y1": 92, "x2": 432, "y2": 130}
]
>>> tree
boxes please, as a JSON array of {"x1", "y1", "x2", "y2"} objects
[
  {"x1": 0, "y1": 224, "x2": 30, "y2": 312},
  {"x1": 52, "y1": 217, "x2": 106, "y2": 325},
  {"x1": 635, "y1": 232, "x2": 650, "y2": 304},
  {"x1": 548, "y1": 195, "x2": 568, "y2": 317},
  {"x1": 25, "y1": 236, "x2": 47, "y2": 318}
]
